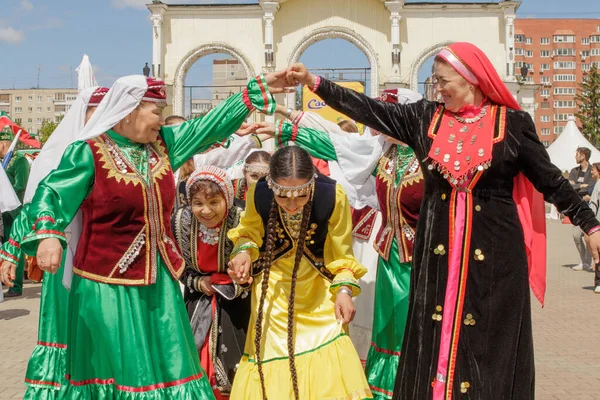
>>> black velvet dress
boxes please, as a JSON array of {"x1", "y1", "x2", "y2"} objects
[{"x1": 314, "y1": 78, "x2": 599, "y2": 399}]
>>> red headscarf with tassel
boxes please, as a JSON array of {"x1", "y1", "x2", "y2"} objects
[{"x1": 438, "y1": 42, "x2": 546, "y2": 306}]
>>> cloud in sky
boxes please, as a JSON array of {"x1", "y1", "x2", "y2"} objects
[
  {"x1": 20, "y1": 0, "x2": 34, "y2": 11},
  {"x1": 0, "y1": 27, "x2": 25, "y2": 43},
  {"x1": 111, "y1": 0, "x2": 149, "y2": 10}
]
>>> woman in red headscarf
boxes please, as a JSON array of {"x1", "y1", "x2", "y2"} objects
[{"x1": 286, "y1": 42, "x2": 600, "y2": 399}]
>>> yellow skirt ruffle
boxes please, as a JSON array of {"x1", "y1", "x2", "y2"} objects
[{"x1": 231, "y1": 334, "x2": 372, "y2": 400}]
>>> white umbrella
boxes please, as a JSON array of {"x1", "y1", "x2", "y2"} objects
[{"x1": 76, "y1": 54, "x2": 97, "y2": 92}]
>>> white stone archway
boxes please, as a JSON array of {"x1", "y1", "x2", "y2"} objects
[
  {"x1": 172, "y1": 43, "x2": 256, "y2": 116},
  {"x1": 284, "y1": 26, "x2": 379, "y2": 106},
  {"x1": 408, "y1": 41, "x2": 454, "y2": 92}
]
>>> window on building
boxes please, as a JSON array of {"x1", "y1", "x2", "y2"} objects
[
  {"x1": 14, "y1": 107, "x2": 22, "y2": 113},
  {"x1": 36, "y1": 118, "x2": 42, "y2": 125},
  {"x1": 541, "y1": 128, "x2": 551, "y2": 135},
  {"x1": 55, "y1": 93, "x2": 65, "y2": 101},
  {"x1": 541, "y1": 102, "x2": 551, "y2": 109},
  {"x1": 55, "y1": 116, "x2": 61, "y2": 123},
  {"x1": 66, "y1": 94, "x2": 77, "y2": 101},
  {"x1": 541, "y1": 76, "x2": 551, "y2": 84},
  {"x1": 37, "y1": 96, "x2": 42, "y2": 102},
  {"x1": 591, "y1": 35, "x2": 600, "y2": 44},
  {"x1": 553, "y1": 35, "x2": 575, "y2": 43},
  {"x1": 591, "y1": 48, "x2": 600, "y2": 56},
  {"x1": 540, "y1": 37, "x2": 550, "y2": 44},
  {"x1": 542, "y1": 141, "x2": 550, "y2": 147},
  {"x1": 541, "y1": 116, "x2": 551, "y2": 123},
  {"x1": 582, "y1": 37, "x2": 590, "y2": 45},
  {"x1": 14, "y1": 118, "x2": 21, "y2": 125},
  {"x1": 554, "y1": 126, "x2": 564, "y2": 134},
  {"x1": 553, "y1": 48, "x2": 576, "y2": 57},
  {"x1": 541, "y1": 89, "x2": 550, "y2": 96},
  {"x1": 525, "y1": 50, "x2": 533, "y2": 57},
  {"x1": 525, "y1": 37, "x2": 533, "y2": 44},
  {"x1": 55, "y1": 105, "x2": 67, "y2": 112},
  {"x1": 554, "y1": 61, "x2": 576, "y2": 69},
  {"x1": 46, "y1": 107, "x2": 51, "y2": 112},
  {"x1": 582, "y1": 64, "x2": 591, "y2": 71},
  {"x1": 27, "y1": 118, "x2": 32, "y2": 123},
  {"x1": 553, "y1": 74, "x2": 576, "y2": 82},
  {"x1": 540, "y1": 50, "x2": 550, "y2": 58},
  {"x1": 554, "y1": 100, "x2": 576, "y2": 108},
  {"x1": 515, "y1": 48, "x2": 524, "y2": 56},
  {"x1": 47, "y1": 96, "x2": 52, "y2": 102},
  {"x1": 15, "y1": 96, "x2": 21, "y2": 102},
  {"x1": 36, "y1": 107, "x2": 42, "y2": 113},
  {"x1": 28, "y1": 96, "x2": 33, "y2": 101},
  {"x1": 582, "y1": 50, "x2": 590, "y2": 57},
  {"x1": 554, "y1": 87, "x2": 576, "y2": 95},
  {"x1": 515, "y1": 34, "x2": 525, "y2": 43},
  {"x1": 27, "y1": 107, "x2": 32, "y2": 112},
  {"x1": 540, "y1": 63, "x2": 550, "y2": 71},
  {"x1": 554, "y1": 113, "x2": 574, "y2": 121}
]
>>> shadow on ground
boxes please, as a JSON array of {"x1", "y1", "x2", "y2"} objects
[{"x1": 0, "y1": 308, "x2": 30, "y2": 320}]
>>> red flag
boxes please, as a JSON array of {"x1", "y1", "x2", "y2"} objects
[{"x1": 0, "y1": 111, "x2": 41, "y2": 148}]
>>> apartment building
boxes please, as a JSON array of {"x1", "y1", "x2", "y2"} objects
[
  {"x1": 514, "y1": 19, "x2": 600, "y2": 146},
  {"x1": 0, "y1": 88, "x2": 78, "y2": 135}
]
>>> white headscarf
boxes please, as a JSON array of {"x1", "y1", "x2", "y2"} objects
[
  {"x1": 0, "y1": 167, "x2": 20, "y2": 213},
  {"x1": 24, "y1": 86, "x2": 98, "y2": 203}
]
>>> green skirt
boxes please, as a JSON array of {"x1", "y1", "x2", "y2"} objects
[
  {"x1": 64, "y1": 259, "x2": 215, "y2": 399},
  {"x1": 365, "y1": 239, "x2": 411, "y2": 400},
  {"x1": 24, "y1": 253, "x2": 69, "y2": 400}
]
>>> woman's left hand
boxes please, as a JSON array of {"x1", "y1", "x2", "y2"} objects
[
  {"x1": 588, "y1": 231, "x2": 600, "y2": 264},
  {"x1": 235, "y1": 122, "x2": 258, "y2": 136},
  {"x1": 334, "y1": 288, "x2": 356, "y2": 324},
  {"x1": 254, "y1": 121, "x2": 276, "y2": 137}
]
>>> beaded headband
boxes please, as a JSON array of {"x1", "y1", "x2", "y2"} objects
[
  {"x1": 266, "y1": 174, "x2": 316, "y2": 198},
  {"x1": 244, "y1": 163, "x2": 270, "y2": 175},
  {"x1": 186, "y1": 165, "x2": 234, "y2": 209}
]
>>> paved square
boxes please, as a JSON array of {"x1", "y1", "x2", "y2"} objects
[{"x1": 1, "y1": 221, "x2": 599, "y2": 399}]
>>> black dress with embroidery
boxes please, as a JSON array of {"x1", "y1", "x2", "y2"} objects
[
  {"x1": 171, "y1": 205, "x2": 250, "y2": 396},
  {"x1": 313, "y1": 78, "x2": 599, "y2": 400}
]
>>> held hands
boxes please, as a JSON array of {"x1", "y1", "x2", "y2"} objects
[
  {"x1": 263, "y1": 63, "x2": 316, "y2": 94},
  {"x1": 253, "y1": 121, "x2": 276, "y2": 138},
  {"x1": 227, "y1": 251, "x2": 253, "y2": 285},
  {"x1": 37, "y1": 238, "x2": 63, "y2": 274},
  {"x1": 334, "y1": 286, "x2": 356, "y2": 325},
  {"x1": 0, "y1": 260, "x2": 17, "y2": 287},
  {"x1": 235, "y1": 122, "x2": 259, "y2": 136}
]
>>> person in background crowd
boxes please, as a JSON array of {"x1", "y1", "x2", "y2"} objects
[
  {"x1": 0, "y1": 126, "x2": 30, "y2": 298},
  {"x1": 569, "y1": 147, "x2": 594, "y2": 271},
  {"x1": 232, "y1": 150, "x2": 271, "y2": 205},
  {"x1": 587, "y1": 162, "x2": 600, "y2": 293},
  {"x1": 175, "y1": 157, "x2": 196, "y2": 210}
]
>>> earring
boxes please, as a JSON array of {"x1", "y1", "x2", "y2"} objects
[{"x1": 125, "y1": 119, "x2": 130, "y2": 124}]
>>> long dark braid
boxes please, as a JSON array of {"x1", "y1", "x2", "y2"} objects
[
  {"x1": 255, "y1": 146, "x2": 315, "y2": 400},
  {"x1": 287, "y1": 196, "x2": 312, "y2": 400},
  {"x1": 254, "y1": 201, "x2": 278, "y2": 400}
]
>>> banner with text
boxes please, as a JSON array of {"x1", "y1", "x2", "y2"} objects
[{"x1": 302, "y1": 81, "x2": 365, "y2": 134}]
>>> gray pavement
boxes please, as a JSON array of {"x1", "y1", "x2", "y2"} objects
[{"x1": 0, "y1": 221, "x2": 599, "y2": 399}]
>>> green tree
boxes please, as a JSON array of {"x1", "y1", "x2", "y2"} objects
[
  {"x1": 38, "y1": 116, "x2": 63, "y2": 146},
  {"x1": 576, "y1": 65, "x2": 600, "y2": 147}
]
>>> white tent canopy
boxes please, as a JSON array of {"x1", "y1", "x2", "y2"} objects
[{"x1": 546, "y1": 116, "x2": 600, "y2": 173}]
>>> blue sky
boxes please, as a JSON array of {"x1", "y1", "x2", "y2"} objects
[{"x1": 0, "y1": 0, "x2": 598, "y2": 95}]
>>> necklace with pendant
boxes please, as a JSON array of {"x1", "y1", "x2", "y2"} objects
[
  {"x1": 283, "y1": 210, "x2": 303, "y2": 240},
  {"x1": 198, "y1": 224, "x2": 220, "y2": 245},
  {"x1": 453, "y1": 104, "x2": 488, "y2": 124}
]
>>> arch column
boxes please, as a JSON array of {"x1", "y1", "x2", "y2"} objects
[
  {"x1": 172, "y1": 44, "x2": 256, "y2": 116},
  {"x1": 409, "y1": 41, "x2": 454, "y2": 92},
  {"x1": 285, "y1": 26, "x2": 379, "y2": 107}
]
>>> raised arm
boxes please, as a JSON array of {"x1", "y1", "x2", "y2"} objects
[
  {"x1": 194, "y1": 134, "x2": 263, "y2": 170},
  {"x1": 287, "y1": 63, "x2": 426, "y2": 148}
]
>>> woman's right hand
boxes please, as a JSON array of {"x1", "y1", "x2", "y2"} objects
[
  {"x1": 37, "y1": 238, "x2": 63, "y2": 274},
  {"x1": 227, "y1": 252, "x2": 253, "y2": 285},
  {"x1": 198, "y1": 276, "x2": 216, "y2": 296},
  {"x1": 1, "y1": 260, "x2": 17, "y2": 287},
  {"x1": 287, "y1": 63, "x2": 317, "y2": 89}
]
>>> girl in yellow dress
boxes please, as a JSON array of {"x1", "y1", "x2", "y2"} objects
[{"x1": 227, "y1": 146, "x2": 373, "y2": 399}]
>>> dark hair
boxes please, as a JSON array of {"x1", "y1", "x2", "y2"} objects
[
  {"x1": 245, "y1": 150, "x2": 272, "y2": 165},
  {"x1": 593, "y1": 162, "x2": 600, "y2": 174},
  {"x1": 254, "y1": 146, "x2": 314, "y2": 400},
  {"x1": 178, "y1": 158, "x2": 195, "y2": 182},
  {"x1": 188, "y1": 180, "x2": 224, "y2": 202},
  {"x1": 165, "y1": 115, "x2": 186, "y2": 126},
  {"x1": 577, "y1": 147, "x2": 592, "y2": 161},
  {"x1": 337, "y1": 120, "x2": 359, "y2": 133}
]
